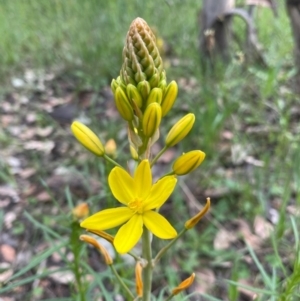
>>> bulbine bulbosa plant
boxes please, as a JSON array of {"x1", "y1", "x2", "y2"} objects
[{"x1": 71, "y1": 18, "x2": 210, "y2": 301}]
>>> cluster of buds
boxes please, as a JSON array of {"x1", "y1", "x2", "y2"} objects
[
  {"x1": 111, "y1": 18, "x2": 179, "y2": 158},
  {"x1": 70, "y1": 17, "x2": 210, "y2": 300}
]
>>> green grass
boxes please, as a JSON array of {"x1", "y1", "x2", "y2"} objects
[{"x1": 1, "y1": 0, "x2": 300, "y2": 300}]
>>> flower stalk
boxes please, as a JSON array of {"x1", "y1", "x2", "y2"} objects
[
  {"x1": 142, "y1": 228, "x2": 153, "y2": 301},
  {"x1": 70, "y1": 17, "x2": 209, "y2": 300}
]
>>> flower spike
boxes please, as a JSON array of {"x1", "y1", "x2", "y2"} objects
[{"x1": 121, "y1": 18, "x2": 164, "y2": 87}]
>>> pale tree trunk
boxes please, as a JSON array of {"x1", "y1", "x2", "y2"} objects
[
  {"x1": 199, "y1": 0, "x2": 266, "y2": 70},
  {"x1": 286, "y1": 0, "x2": 300, "y2": 93},
  {"x1": 199, "y1": 0, "x2": 235, "y2": 67}
]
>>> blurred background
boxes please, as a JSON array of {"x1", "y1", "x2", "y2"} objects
[{"x1": 1, "y1": 0, "x2": 300, "y2": 300}]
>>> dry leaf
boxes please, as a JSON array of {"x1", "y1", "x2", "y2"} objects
[
  {"x1": 1, "y1": 115, "x2": 15, "y2": 127},
  {"x1": 253, "y1": 216, "x2": 273, "y2": 240},
  {"x1": 222, "y1": 130, "x2": 234, "y2": 140},
  {"x1": 234, "y1": 219, "x2": 261, "y2": 250},
  {"x1": 0, "y1": 244, "x2": 16, "y2": 263},
  {"x1": 4, "y1": 212, "x2": 17, "y2": 229},
  {"x1": 0, "y1": 263, "x2": 13, "y2": 283},
  {"x1": 238, "y1": 278, "x2": 259, "y2": 300},
  {"x1": 48, "y1": 266, "x2": 75, "y2": 284},
  {"x1": 36, "y1": 191, "x2": 52, "y2": 202},
  {"x1": 214, "y1": 228, "x2": 237, "y2": 250},
  {"x1": 193, "y1": 268, "x2": 216, "y2": 294},
  {"x1": 36, "y1": 126, "x2": 53, "y2": 137},
  {"x1": 23, "y1": 141, "x2": 55, "y2": 153},
  {"x1": 18, "y1": 168, "x2": 36, "y2": 179}
]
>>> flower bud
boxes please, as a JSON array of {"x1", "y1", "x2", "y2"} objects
[
  {"x1": 137, "y1": 80, "x2": 151, "y2": 102},
  {"x1": 130, "y1": 145, "x2": 139, "y2": 160},
  {"x1": 126, "y1": 84, "x2": 143, "y2": 108},
  {"x1": 121, "y1": 18, "x2": 163, "y2": 86},
  {"x1": 165, "y1": 113, "x2": 195, "y2": 147},
  {"x1": 105, "y1": 139, "x2": 117, "y2": 157},
  {"x1": 161, "y1": 81, "x2": 178, "y2": 117},
  {"x1": 158, "y1": 79, "x2": 167, "y2": 90},
  {"x1": 80, "y1": 235, "x2": 113, "y2": 265},
  {"x1": 185, "y1": 198, "x2": 210, "y2": 229},
  {"x1": 172, "y1": 273, "x2": 195, "y2": 295},
  {"x1": 72, "y1": 203, "x2": 89, "y2": 220},
  {"x1": 71, "y1": 121, "x2": 105, "y2": 156},
  {"x1": 148, "y1": 73, "x2": 160, "y2": 88},
  {"x1": 146, "y1": 87, "x2": 163, "y2": 107},
  {"x1": 142, "y1": 103, "x2": 162, "y2": 137},
  {"x1": 111, "y1": 78, "x2": 119, "y2": 94},
  {"x1": 172, "y1": 150, "x2": 206, "y2": 176},
  {"x1": 114, "y1": 87, "x2": 134, "y2": 121}
]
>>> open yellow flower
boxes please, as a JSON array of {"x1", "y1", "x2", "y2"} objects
[{"x1": 80, "y1": 160, "x2": 177, "y2": 254}]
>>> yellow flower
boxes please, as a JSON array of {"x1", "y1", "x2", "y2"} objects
[{"x1": 80, "y1": 160, "x2": 177, "y2": 254}]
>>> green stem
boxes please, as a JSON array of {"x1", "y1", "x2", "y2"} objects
[
  {"x1": 110, "y1": 264, "x2": 135, "y2": 300},
  {"x1": 70, "y1": 221, "x2": 86, "y2": 301},
  {"x1": 150, "y1": 146, "x2": 168, "y2": 167},
  {"x1": 164, "y1": 294, "x2": 175, "y2": 301},
  {"x1": 139, "y1": 137, "x2": 150, "y2": 158},
  {"x1": 154, "y1": 228, "x2": 187, "y2": 265},
  {"x1": 142, "y1": 227, "x2": 153, "y2": 301},
  {"x1": 103, "y1": 154, "x2": 122, "y2": 168}
]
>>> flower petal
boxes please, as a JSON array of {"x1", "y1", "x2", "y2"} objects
[
  {"x1": 114, "y1": 214, "x2": 143, "y2": 254},
  {"x1": 143, "y1": 176, "x2": 177, "y2": 211},
  {"x1": 143, "y1": 211, "x2": 177, "y2": 239},
  {"x1": 80, "y1": 207, "x2": 134, "y2": 230},
  {"x1": 134, "y1": 160, "x2": 152, "y2": 199},
  {"x1": 109, "y1": 167, "x2": 134, "y2": 205}
]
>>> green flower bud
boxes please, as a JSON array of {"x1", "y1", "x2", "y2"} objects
[
  {"x1": 121, "y1": 18, "x2": 163, "y2": 87},
  {"x1": 165, "y1": 113, "x2": 195, "y2": 147},
  {"x1": 146, "y1": 87, "x2": 163, "y2": 107},
  {"x1": 161, "y1": 81, "x2": 178, "y2": 117},
  {"x1": 71, "y1": 121, "x2": 105, "y2": 156},
  {"x1": 172, "y1": 150, "x2": 206, "y2": 176},
  {"x1": 158, "y1": 79, "x2": 167, "y2": 91},
  {"x1": 148, "y1": 73, "x2": 160, "y2": 88},
  {"x1": 142, "y1": 102, "x2": 162, "y2": 137},
  {"x1": 130, "y1": 145, "x2": 139, "y2": 160},
  {"x1": 111, "y1": 78, "x2": 119, "y2": 94},
  {"x1": 137, "y1": 80, "x2": 151, "y2": 102},
  {"x1": 126, "y1": 84, "x2": 143, "y2": 108},
  {"x1": 114, "y1": 87, "x2": 134, "y2": 121}
]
